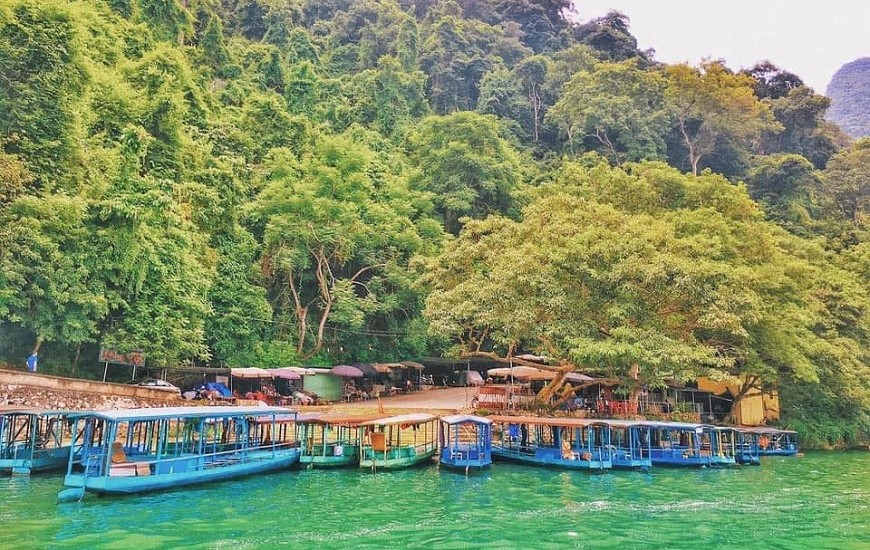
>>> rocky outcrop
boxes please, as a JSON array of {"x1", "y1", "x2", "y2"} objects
[{"x1": 826, "y1": 58, "x2": 870, "y2": 138}]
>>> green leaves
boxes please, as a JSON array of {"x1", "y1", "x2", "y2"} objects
[
  {"x1": 409, "y1": 112, "x2": 522, "y2": 234},
  {"x1": 425, "y1": 161, "x2": 868, "y2": 401},
  {"x1": 248, "y1": 133, "x2": 441, "y2": 359},
  {"x1": 547, "y1": 60, "x2": 671, "y2": 164},
  {"x1": 665, "y1": 62, "x2": 782, "y2": 175}
]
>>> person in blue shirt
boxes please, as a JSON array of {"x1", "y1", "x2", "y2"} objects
[{"x1": 26, "y1": 352, "x2": 37, "y2": 373}]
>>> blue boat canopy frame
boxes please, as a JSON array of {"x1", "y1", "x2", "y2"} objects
[
  {"x1": 58, "y1": 406, "x2": 301, "y2": 501},
  {"x1": 1, "y1": 409, "x2": 76, "y2": 476},
  {"x1": 438, "y1": 415, "x2": 492, "y2": 471}
]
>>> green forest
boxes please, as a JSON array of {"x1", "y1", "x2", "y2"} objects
[{"x1": 0, "y1": 0, "x2": 867, "y2": 447}]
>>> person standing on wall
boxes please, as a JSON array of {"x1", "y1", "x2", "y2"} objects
[{"x1": 26, "y1": 352, "x2": 38, "y2": 373}]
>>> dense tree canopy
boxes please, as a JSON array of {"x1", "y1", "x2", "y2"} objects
[{"x1": 0, "y1": 0, "x2": 866, "y2": 446}]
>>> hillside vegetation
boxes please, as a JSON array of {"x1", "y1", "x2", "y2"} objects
[
  {"x1": 826, "y1": 57, "x2": 870, "y2": 138},
  {"x1": 0, "y1": 0, "x2": 867, "y2": 447}
]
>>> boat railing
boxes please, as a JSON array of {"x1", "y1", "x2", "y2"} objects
[{"x1": 77, "y1": 439, "x2": 299, "y2": 477}]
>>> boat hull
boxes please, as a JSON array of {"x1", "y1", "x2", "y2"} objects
[
  {"x1": 439, "y1": 457, "x2": 491, "y2": 470},
  {"x1": 492, "y1": 447, "x2": 611, "y2": 471},
  {"x1": 0, "y1": 447, "x2": 71, "y2": 475},
  {"x1": 610, "y1": 457, "x2": 651, "y2": 470},
  {"x1": 648, "y1": 448, "x2": 715, "y2": 467},
  {"x1": 759, "y1": 449, "x2": 798, "y2": 457},
  {"x1": 439, "y1": 446, "x2": 491, "y2": 470},
  {"x1": 360, "y1": 448, "x2": 436, "y2": 470},
  {"x1": 736, "y1": 453, "x2": 761, "y2": 465},
  {"x1": 61, "y1": 449, "x2": 300, "y2": 496},
  {"x1": 300, "y1": 455, "x2": 359, "y2": 468}
]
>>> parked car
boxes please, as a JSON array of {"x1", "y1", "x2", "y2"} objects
[{"x1": 134, "y1": 379, "x2": 181, "y2": 394}]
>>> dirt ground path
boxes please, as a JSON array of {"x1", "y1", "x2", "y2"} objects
[{"x1": 323, "y1": 386, "x2": 478, "y2": 416}]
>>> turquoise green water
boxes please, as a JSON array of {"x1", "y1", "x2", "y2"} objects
[{"x1": 1, "y1": 452, "x2": 867, "y2": 549}]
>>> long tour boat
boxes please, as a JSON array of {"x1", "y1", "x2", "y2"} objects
[
  {"x1": 639, "y1": 421, "x2": 733, "y2": 467},
  {"x1": 438, "y1": 415, "x2": 492, "y2": 471},
  {"x1": 735, "y1": 427, "x2": 799, "y2": 459},
  {"x1": 733, "y1": 428, "x2": 761, "y2": 465},
  {"x1": 57, "y1": 406, "x2": 300, "y2": 502},
  {"x1": 489, "y1": 416, "x2": 612, "y2": 471},
  {"x1": 299, "y1": 413, "x2": 375, "y2": 468},
  {"x1": 599, "y1": 419, "x2": 652, "y2": 470},
  {"x1": 1, "y1": 409, "x2": 74, "y2": 475},
  {"x1": 358, "y1": 414, "x2": 438, "y2": 471},
  {"x1": 711, "y1": 426, "x2": 738, "y2": 467}
]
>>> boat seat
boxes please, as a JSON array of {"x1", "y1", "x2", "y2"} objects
[
  {"x1": 370, "y1": 433, "x2": 387, "y2": 453},
  {"x1": 110, "y1": 442, "x2": 151, "y2": 476}
]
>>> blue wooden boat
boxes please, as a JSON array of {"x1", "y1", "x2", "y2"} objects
[
  {"x1": 489, "y1": 416, "x2": 612, "y2": 471},
  {"x1": 599, "y1": 419, "x2": 652, "y2": 470},
  {"x1": 299, "y1": 413, "x2": 375, "y2": 468},
  {"x1": 735, "y1": 427, "x2": 799, "y2": 458},
  {"x1": 733, "y1": 428, "x2": 761, "y2": 465},
  {"x1": 711, "y1": 426, "x2": 738, "y2": 467},
  {"x1": 358, "y1": 414, "x2": 438, "y2": 471},
  {"x1": 438, "y1": 415, "x2": 492, "y2": 471},
  {"x1": 1, "y1": 409, "x2": 74, "y2": 475},
  {"x1": 57, "y1": 406, "x2": 300, "y2": 501},
  {"x1": 638, "y1": 421, "x2": 720, "y2": 467}
]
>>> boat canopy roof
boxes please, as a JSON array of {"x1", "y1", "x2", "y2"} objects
[
  {"x1": 0, "y1": 408, "x2": 78, "y2": 417},
  {"x1": 305, "y1": 413, "x2": 381, "y2": 426},
  {"x1": 636, "y1": 420, "x2": 714, "y2": 430},
  {"x1": 488, "y1": 415, "x2": 608, "y2": 428},
  {"x1": 733, "y1": 426, "x2": 798, "y2": 435},
  {"x1": 439, "y1": 414, "x2": 492, "y2": 426},
  {"x1": 596, "y1": 419, "x2": 652, "y2": 428},
  {"x1": 68, "y1": 406, "x2": 295, "y2": 422},
  {"x1": 251, "y1": 414, "x2": 299, "y2": 424},
  {"x1": 358, "y1": 413, "x2": 437, "y2": 426}
]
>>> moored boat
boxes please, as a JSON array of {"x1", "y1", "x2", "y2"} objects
[
  {"x1": 599, "y1": 419, "x2": 652, "y2": 470},
  {"x1": 57, "y1": 406, "x2": 300, "y2": 501},
  {"x1": 438, "y1": 415, "x2": 492, "y2": 471},
  {"x1": 1, "y1": 409, "x2": 74, "y2": 475},
  {"x1": 358, "y1": 414, "x2": 438, "y2": 471},
  {"x1": 733, "y1": 428, "x2": 761, "y2": 465},
  {"x1": 735, "y1": 427, "x2": 799, "y2": 458},
  {"x1": 299, "y1": 413, "x2": 374, "y2": 468},
  {"x1": 638, "y1": 421, "x2": 719, "y2": 467},
  {"x1": 711, "y1": 426, "x2": 738, "y2": 467},
  {"x1": 489, "y1": 416, "x2": 612, "y2": 471}
]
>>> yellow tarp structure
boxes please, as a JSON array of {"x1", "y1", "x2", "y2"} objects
[{"x1": 697, "y1": 377, "x2": 780, "y2": 426}]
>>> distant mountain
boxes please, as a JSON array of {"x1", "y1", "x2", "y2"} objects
[{"x1": 826, "y1": 58, "x2": 870, "y2": 138}]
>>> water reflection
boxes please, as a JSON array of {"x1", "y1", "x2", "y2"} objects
[{"x1": 0, "y1": 452, "x2": 866, "y2": 549}]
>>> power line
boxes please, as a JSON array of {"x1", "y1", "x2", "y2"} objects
[{"x1": 211, "y1": 311, "x2": 413, "y2": 338}]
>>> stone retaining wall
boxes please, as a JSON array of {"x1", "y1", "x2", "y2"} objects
[{"x1": 0, "y1": 368, "x2": 182, "y2": 410}]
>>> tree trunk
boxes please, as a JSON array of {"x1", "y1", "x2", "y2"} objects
[
  {"x1": 593, "y1": 128, "x2": 621, "y2": 166},
  {"x1": 288, "y1": 274, "x2": 308, "y2": 354},
  {"x1": 628, "y1": 362, "x2": 640, "y2": 403},
  {"x1": 529, "y1": 86, "x2": 542, "y2": 141},
  {"x1": 678, "y1": 118, "x2": 700, "y2": 176},
  {"x1": 72, "y1": 345, "x2": 81, "y2": 375},
  {"x1": 725, "y1": 376, "x2": 759, "y2": 424},
  {"x1": 690, "y1": 154, "x2": 701, "y2": 176}
]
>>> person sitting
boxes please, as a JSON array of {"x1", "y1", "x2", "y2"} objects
[{"x1": 561, "y1": 437, "x2": 575, "y2": 460}]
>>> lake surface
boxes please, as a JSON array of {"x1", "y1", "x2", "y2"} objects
[{"x1": 1, "y1": 452, "x2": 867, "y2": 549}]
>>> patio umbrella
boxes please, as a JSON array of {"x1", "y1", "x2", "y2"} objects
[
  {"x1": 270, "y1": 368, "x2": 302, "y2": 380},
  {"x1": 231, "y1": 367, "x2": 273, "y2": 379},
  {"x1": 331, "y1": 365, "x2": 364, "y2": 378},
  {"x1": 353, "y1": 363, "x2": 379, "y2": 377}
]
